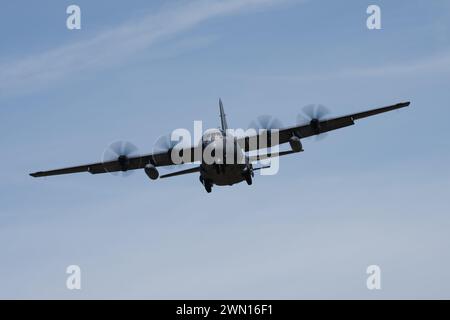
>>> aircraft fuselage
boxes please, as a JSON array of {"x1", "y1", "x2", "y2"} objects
[{"x1": 199, "y1": 134, "x2": 252, "y2": 190}]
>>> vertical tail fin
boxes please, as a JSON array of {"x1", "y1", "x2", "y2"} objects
[{"x1": 219, "y1": 98, "x2": 228, "y2": 132}]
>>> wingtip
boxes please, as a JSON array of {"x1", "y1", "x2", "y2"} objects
[{"x1": 401, "y1": 101, "x2": 411, "y2": 107}]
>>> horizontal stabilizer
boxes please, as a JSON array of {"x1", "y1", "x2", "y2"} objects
[
  {"x1": 248, "y1": 149, "x2": 301, "y2": 163},
  {"x1": 160, "y1": 166, "x2": 200, "y2": 179},
  {"x1": 253, "y1": 166, "x2": 271, "y2": 171}
]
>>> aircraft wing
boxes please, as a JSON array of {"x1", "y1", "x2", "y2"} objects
[
  {"x1": 238, "y1": 102, "x2": 411, "y2": 152},
  {"x1": 30, "y1": 146, "x2": 201, "y2": 178}
]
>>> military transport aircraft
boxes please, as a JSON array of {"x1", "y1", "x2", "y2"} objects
[{"x1": 30, "y1": 100, "x2": 410, "y2": 193}]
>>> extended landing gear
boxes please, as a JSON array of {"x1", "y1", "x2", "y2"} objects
[
  {"x1": 243, "y1": 167, "x2": 253, "y2": 186},
  {"x1": 199, "y1": 176, "x2": 213, "y2": 193},
  {"x1": 245, "y1": 174, "x2": 253, "y2": 186}
]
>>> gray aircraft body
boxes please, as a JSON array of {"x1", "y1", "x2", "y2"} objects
[{"x1": 30, "y1": 99, "x2": 410, "y2": 193}]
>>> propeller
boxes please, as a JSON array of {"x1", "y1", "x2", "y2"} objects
[
  {"x1": 247, "y1": 115, "x2": 283, "y2": 151},
  {"x1": 248, "y1": 115, "x2": 283, "y2": 132},
  {"x1": 296, "y1": 104, "x2": 330, "y2": 140},
  {"x1": 102, "y1": 141, "x2": 140, "y2": 176},
  {"x1": 152, "y1": 134, "x2": 182, "y2": 154},
  {"x1": 152, "y1": 133, "x2": 187, "y2": 170}
]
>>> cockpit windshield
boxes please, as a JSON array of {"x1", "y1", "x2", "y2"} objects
[{"x1": 202, "y1": 129, "x2": 223, "y2": 143}]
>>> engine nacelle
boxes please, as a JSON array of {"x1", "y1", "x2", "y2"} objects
[
  {"x1": 289, "y1": 136, "x2": 303, "y2": 152},
  {"x1": 144, "y1": 164, "x2": 159, "y2": 180}
]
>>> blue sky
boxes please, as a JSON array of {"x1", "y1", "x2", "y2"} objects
[{"x1": 0, "y1": 0, "x2": 449, "y2": 299}]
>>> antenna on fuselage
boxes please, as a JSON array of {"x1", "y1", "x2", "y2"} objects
[{"x1": 219, "y1": 98, "x2": 228, "y2": 133}]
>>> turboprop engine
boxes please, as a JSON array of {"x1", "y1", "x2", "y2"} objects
[{"x1": 145, "y1": 164, "x2": 159, "y2": 180}]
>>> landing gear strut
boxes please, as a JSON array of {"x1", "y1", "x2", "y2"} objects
[
  {"x1": 199, "y1": 176, "x2": 213, "y2": 193},
  {"x1": 243, "y1": 167, "x2": 253, "y2": 186},
  {"x1": 245, "y1": 174, "x2": 253, "y2": 186}
]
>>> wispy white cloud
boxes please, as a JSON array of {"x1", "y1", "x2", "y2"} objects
[
  {"x1": 338, "y1": 52, "x2": 450, "y2": 78},
  {"x1": 245, "y1": 51, "x2": 450, "y2": 83},
  {"x1": 0, "y1": 0, "x2": 292, "y2": 96}
]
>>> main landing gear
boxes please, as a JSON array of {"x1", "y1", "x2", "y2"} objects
[
  {"x1": 243, "y1": 167, "x2": 253, "y2": 186},
  {"x1": 199, "y1": 176, "x2": 213, "y2": 193}
]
